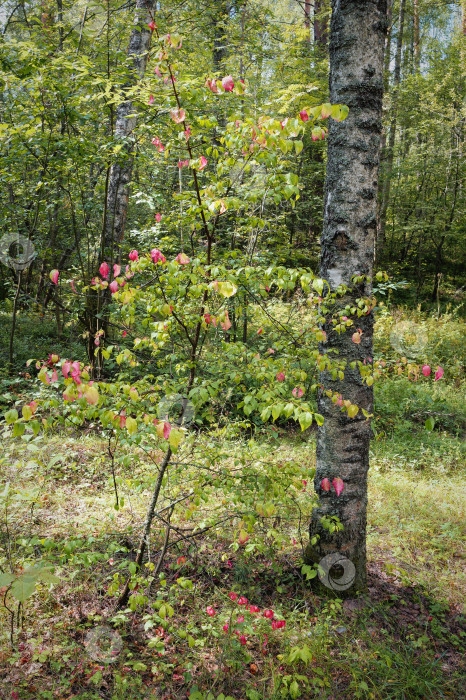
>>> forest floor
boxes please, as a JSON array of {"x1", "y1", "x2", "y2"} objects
[{"x1": 0, "y1": 421, "x2": 464, "y2": 700}]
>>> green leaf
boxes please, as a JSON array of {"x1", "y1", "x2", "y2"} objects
[
  {"x1": 4, "y1": 409, "x2": 18, "y2": 424},
  {"x1": 0, "y1": 572, "x2": 15, "y2": 587},
  {"x1": 169, "y1": 428, "x2": 183, "y2": 449},
  {"x1": 126, "y1": 417, "x2": 138, "y2": 435},
  {"x1": 38, "y1": 570, "x2": 60, "y2": 585},
  {"x1": 272, "y1": 404, "x2": 282, "y2": 421},
  {"x1": 299, "y1": 412, "x2": 313, "y2": 431},
  {"x1": 22, "y1": 405, "x2": 33, "y2": 421},
  {"x1": 13, "y1": 422, "x2": 26, "y2": 437},
  {"x1": 217, "y1": 280, "x2": 237, "y2": 297},
  {"x1": 314, "y1": 413, "x2": 324, "y2": 426},
  {"x1": 295, "y1": 140, "x2": 303, "y2": 155},
  {"x1": 425, "y1": 417, "x2": 435, "y2": 431},
  {"x1": 10, "y1": 568, "x2": 41, "y2": 602}
]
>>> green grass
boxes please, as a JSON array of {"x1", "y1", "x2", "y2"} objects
[{"x1": 0, "y1": 421, "x2": 464, "y2": 699}]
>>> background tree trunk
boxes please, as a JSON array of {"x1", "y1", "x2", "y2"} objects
[
  {"x1": 377, "y1": 0, "x2": 405, "y2": 260},
  {"x1": 413, "y1": 0, "x2": 420, "y2": 72},
  {"x1": 307, "y1": 0, "x2": 387, "y2": 594},
  {"x1": 314, "y1": 0, "x2": 329, "y2": 48},
  {"x1": 103, "y1": 0, "x2": 156, "y2": 263}
]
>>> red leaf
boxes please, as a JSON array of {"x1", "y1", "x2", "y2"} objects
[
  {"x1": 332, "y1": 477, "x2": 344, "y2": 496},
  {"x1": 321, "y1": 478, "x2": 331, "y2": 492}
]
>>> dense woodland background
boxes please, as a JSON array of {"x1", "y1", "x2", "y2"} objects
[{"x1": 0, "y1": 0, "x2": 465, "y2": 375}]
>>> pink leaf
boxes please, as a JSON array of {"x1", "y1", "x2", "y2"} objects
[
  {"x1": 184, "y1": 126, "x2": 191, "y2": 141},
  {"x1": 148, "y1": 95, "x2": 154, "y2": 105},
  {"x1": 129, "y1": 250, "x2": 138, "y2": 262},
  {"x1": 62, "y1": 361, "x2": 71, "y2": 379},
  {"x1": 238, "y1": 531, "x2": 249, "y2": 545},
  {"x1": 163, "y1": 422, "x2": 172, "y2": 439},
  {"x1": 99, "y1": 262, "x2": 109, "y2": 279},
  {"x1": 71, "y1": 361, "x2": 81, "y2": 384},
  {"x1": 299, "y1": 110, "x2": 309, "y2": 122},
  {"x1": 332, "y1": 477, "x2": 344, "y2": 496},
  {"x1": 206, "y1": 606, "x2": 215, "y2": 617},
  {"x1": 70, "y1": 279, "x2": 77, "y2": 294},
  {"x1": 155, "y1": 212, "x2": 162, "y2": 222},
  {"x1": 221, "y1": 309, "x2": 231, "y2": 331},
  {"x1": 109, "y1": 280, "x2": 118, "y2": 294},
  {"x1": 422, "y1": 364, "x2": 431, "y2": 377},
  {"x1": 148, "y1": 20, "x2": 156, "y2": 31},
  {"x1": 205, "y1": 78, "x2": 218, "y2": 93},
  {"x1": 151, "y1": 248, "x2": 166, "y2": 264},
  {"x1": 292, "y1": 386, "x2": 303, "y2": 398},
  {"x1": 176, "y1": 253, "x2": 190, "y2": 265},
  {"x1": 321, "y1": 478, "x2": 331, "y2": 492},
  {"x1": 221, "y1": 75, "x2": 234, "y2": 92},
  {"x1": 434, "y1": 366, "x2": 444, "y2": 381},
  {"x1": 113, "y1": 264, "x2": 121, "y2": 278},
  {"x1": 170, "y1": 108, "x2": 186, "y2": 123},
  {"x1": 199, "y1": 155, "x2": 207, "y2": 171},
  {"x1": 49, "y1": 269, "x2": 59, "y2": 285},
  {"x1": 276, "y1": 372, "x2": 285, "y2": 382}
]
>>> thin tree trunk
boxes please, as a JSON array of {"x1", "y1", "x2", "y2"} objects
[
  {"x1": 307, "y1": 0, "x2": 387, "y2": 594},
  {"x1": 103, "y1": 0, "x2": 156, "y2": 262},
  {"x1": 413, "y1": 0, "x2": 420, "y2": 72},
  {"x1": 304, "y1": 0, "x2": 312, "y2": 42},
  {"x1": 314, "y1": 0, "x2": 328, "y2": 48},
  {"x1": 377, "y1": 0, "x2": 405, "y2": 260},
  {"x1": 9, "y1": 272, "x2": 22, "y2": 375}
]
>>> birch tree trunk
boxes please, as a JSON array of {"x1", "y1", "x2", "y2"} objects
[
  {"x1": 102, "y1": 0, "x2": 156, "y2": 262},
  {"x1": 307, "y1": 0, "x2": 387, "y2": 594}
]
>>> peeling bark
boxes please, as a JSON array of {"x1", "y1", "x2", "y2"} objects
[{"x1": 307, "y1": 0, "x2": 387, "y2": 595}]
